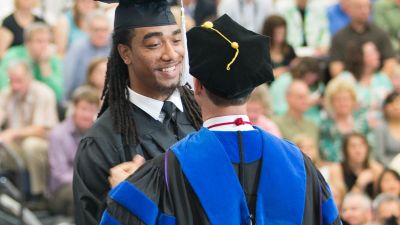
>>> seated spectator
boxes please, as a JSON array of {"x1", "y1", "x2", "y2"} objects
[
  {"x1": 372, "y1": 194, "x2": 400, "y2": 225},
  {"x1": 270, "y1": 57, "x2": 323, "y2": 123},
  {"x1": 373, "y1": 0, "x2": 400, "y2": 52},
  {"x1": 54, "y1": 0, "x2": 99, "y2": 56},
  {"x1": 320, "y1": 78, "x2": 370, "y2": 162},
  {"x1": 217, "y1": 0, "x2": 274, "y2": 33},
  {"x1": 339, "y1": 40, "x2": 393, "y2": 127},
  {"x1": 85, "y1": 57, "x2": 107, "y2": 96},
  {"x1": 327, "y1": 0, "x2": 351, "y2": 36},
  {"x1": 375, "y1": 169, "x2": 400, "y2": 198},
  {"x1": 0, "y1": 60, "x2": 58, "y2": 202},
  {"x1": 0, "y1": 0, "x2": 45, "y2": 59},
  {"x1": 329, "y1": 0, "x2": 396, "y2": 77},
  {"x1": 261, "y1": 15, "x2": 297, "y2": 78},
  {"x1": 330, "y1": 133, "x2": 383, "y2": 198},
  {"x1": 63, "y1": 10, "x2": 112, "y2": 102},
  {"x1": 374, "y1": 92, "x2": 400, "y2": 165},
  {"x1": 48, "y1": 86, "x2": 100, "y2": 216},
  {"x1": 276, "y1": 0, "x2": 330, "y2": 56},
  {"x1": 0, "y1": 22, "x2": 63, "y2": 102},
  {"x1": 273, "y1": 79, "x2": 319, "y2": 142},
  {"x1": 247, "y1": 84, "x2": 281, "y2": 137},
  {"x1": 293, "y1": 134, "x2": 349, "y2": 211},
  {"x1": 293, "y1": 134, "x2": 330, "y2": 178},
  {"x1": 341, "y1": 192, "x2": 373, "y2": 225}
]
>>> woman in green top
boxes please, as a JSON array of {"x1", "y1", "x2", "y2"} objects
[
  {"x1": 339, "y1": 40, "x2": 393, "y2": 128},
  {"x1": 320, "y1": 78, "x2": 370, "y2": 162}
]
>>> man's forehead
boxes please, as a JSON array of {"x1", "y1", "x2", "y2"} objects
[{"x1": 135, "y1": 25, "x2": 181, "y2": 37}]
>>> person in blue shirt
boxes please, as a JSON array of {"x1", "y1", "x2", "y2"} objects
[
  {"x1": 327, "y1": 0, "x2": 351, "y2": 35},
  {"x1": 100, "y1": 14, "x2": 341, "y2": 225}
]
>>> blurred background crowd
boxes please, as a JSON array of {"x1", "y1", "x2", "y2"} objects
[{"x1": 0, "y1": 0, "x2": 399, "y2": 224}]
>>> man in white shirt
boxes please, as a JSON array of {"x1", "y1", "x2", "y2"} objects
[{"x1": 72, "y1": 0, "x2": 202, "y2": 224}]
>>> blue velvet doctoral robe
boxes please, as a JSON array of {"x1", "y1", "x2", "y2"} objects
[{"x1": 100, "y1": 127, "x2": 342, "y2": 225}]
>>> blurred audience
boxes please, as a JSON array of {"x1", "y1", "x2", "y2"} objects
[
  {"x1": 85, "y1": 57, "x2": 107, "y2": 96},
  {"x1": 373, "y1": 0, "x2": 400, "y2": 52},
  {"x1": 327, "y1": 0, "x2": 351, "y2": 36},
  {"x1": 270, "y1": 57, "x2": 323, "y2": 123},
  {"x1": 247, "y1": 85, "x2": 281, "y2": 137},
  {"x1": 341, "y1": 192, "x2": 373, "y2": 225},
  {"x1": 261, "y1": 15, "x2": 297, "y2": 78},
  {"x1": 330, "y1": 133, "x2": 383, "y2": 198},
  {"x1": 0, "y1": 60, "x2": 58, "y2": 201},
  {"x1": 63, "y1": 10, "x2": 111, "y2": 102},
  {"x1": 0, "y1": 0, "x2": 45, "y2": 59},
  {"x1": 180, "y1": 0, "x2": 216, "y2": 26},
  {"x1": 217, "y1": 0, "x2": 274, "y2": 33},
  {"x1": 54, "y1": 0, "x2": 99, "y2": 56},
  {"x1": 372, "y1": 193, "x2": 400, "y2": 225},
  {"x1": 48, "y1": 86, "x2": 100, "y2": 216},
  {"x1": 0, "y1": 22, "x2": 63, "y2": 102},
  {"x1": 340, "y1": 40, "x2": 393, "y2": 128},
  {"x1": 329, "y1": 0, "x2": 396, "y2": 78},
  {"x1": 293, "y1": 134, "x2": 330, "y2": 178},
  {"x1": 374, "y1": 92, "x2": 400, "y2": 164},
  {"x1": 375, "y1": 169, "x2": 400, "y2": 198},
  {"x1": 320, "y1": 78, "x2": 369, "y2": 162},
  {"x1": 276, "y1": 0, "x2": 330, "y2": 56},
  {"x1": 170, "y1": 5, "x2": 196, "y2": 31},
  {"x1": 273, "y1": 79, "x2": 318, "y2": 142}
]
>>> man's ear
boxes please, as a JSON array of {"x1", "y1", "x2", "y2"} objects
[
  {"x1": 117, "y1": 44, "x2": 132, "y2": 65},
  {"x1": 193, "y1": 77, "x2": 203, "y2": 95}
]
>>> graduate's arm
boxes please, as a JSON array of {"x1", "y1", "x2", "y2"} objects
[
  {"x1": 73, "y1": 137, "x2": 120, "y2": 225},
  {"x1": 317, "y1": 170, "x2": 343, "y2": 225},
  {"x1": 100, "y1": 154, "x2": 176, "y2": 225},
  {"x1": 108, "y1": 155, "x2": 145, "y2": 188}
]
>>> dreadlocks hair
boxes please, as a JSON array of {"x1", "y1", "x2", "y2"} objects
[
  {"x1": 99, "y1": 28, "x2": 135, "y2": 145},
  {"x1": 179, "y1": 83, "x2": 203, "y2": 130},
  {"x1": 99, "y1": 28, "x2": 203, "y2": 146}
]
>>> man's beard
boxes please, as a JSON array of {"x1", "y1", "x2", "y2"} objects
[{"x1": 154, "y1": 72, "x2": 182, "y2": 97}]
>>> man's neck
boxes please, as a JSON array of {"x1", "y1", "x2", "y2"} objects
[
  {"x1": 202, "y1": 105, "x2": 247, "y2": 122},
  {"x1": 288, "y1": 109, "x2": 304, "y2": 120},
  {"x1": 351, "y1": 21, "x2": 367, "y2": 33},
  {"x1": 129, "y1": 83, "x2": 173, "y2": 101},
  {"x1": 335, "y1": 113, "x2": 352, "y2": 122}
]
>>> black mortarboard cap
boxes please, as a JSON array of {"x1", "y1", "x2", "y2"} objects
[
  {"x1": 96, "y1": 0, "x2": 176, "y2": 30},
  {"x1": 187, "y1": 14, "x2": 274, "y2": 100}
]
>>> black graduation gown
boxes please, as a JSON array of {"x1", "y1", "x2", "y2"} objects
[
  {"x1": 73, "y1": 103, "x2": 197, "y2": 225},
  {"x1": 102, "y1": 128, "x2": 342, "y2": 225}
]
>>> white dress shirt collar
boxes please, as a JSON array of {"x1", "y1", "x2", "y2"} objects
[
  {"x1": 128, "y1": 87, "x2": 183, "y2": 122},
  {"x1": 203, "y1": 115, "x2": 254, "y2": 131}
]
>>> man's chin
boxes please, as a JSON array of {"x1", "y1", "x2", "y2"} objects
[{"x1": 158, "y1": 80, "x2": 181, "y2": 96}]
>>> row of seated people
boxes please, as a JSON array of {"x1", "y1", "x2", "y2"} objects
[{"x1": 0, "y1": 58, "x2": 399, "y2": 220}]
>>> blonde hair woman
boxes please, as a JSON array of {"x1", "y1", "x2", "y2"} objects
[{"x1": 319, "y1": 78, "x2": 370, "y2": 162}]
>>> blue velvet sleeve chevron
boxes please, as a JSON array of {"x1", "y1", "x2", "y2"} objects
[
  {"x1": 99, "y1": 181, "x2": 176, "y2": 225},
  {"x1": 318, "y1": 172, "x2": 342, "y2": 225}
]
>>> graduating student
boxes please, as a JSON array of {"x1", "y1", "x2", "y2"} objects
[
  {"x1": 72, "y1": 0, "x2": 202, "y2": 224},
  {"x1": 100, "y1": 15, "x2": 341, "y2": 225}
]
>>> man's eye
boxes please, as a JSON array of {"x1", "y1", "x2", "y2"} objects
[
  {"x1": 173, "y1": 39, "x2": 182, "y2": 44},
  {"x1": 147, "y1": 43, "x2": 160, "y2": 48}
]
